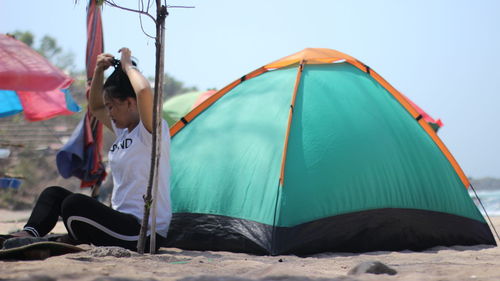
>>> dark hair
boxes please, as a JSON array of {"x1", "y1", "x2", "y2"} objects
[{"x1": 103, "y1": 59, "x2": 137, "y2": 101}]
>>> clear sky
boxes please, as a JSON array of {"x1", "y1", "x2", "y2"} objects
[{"x1": 2, "y1": 0, "x2": 499, "y2": 179}]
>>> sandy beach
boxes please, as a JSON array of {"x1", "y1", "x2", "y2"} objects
[{"x1": 0, "y1": 210, "x2": 499, "y2": 281}]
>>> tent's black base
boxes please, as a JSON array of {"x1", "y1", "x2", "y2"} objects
[{"x1": 165, "y1": 208, "x2": 496, "y2": 255}]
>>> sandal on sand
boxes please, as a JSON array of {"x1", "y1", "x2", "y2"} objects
[
  {"x1": 0, "y1": 235, "x2": 16, "y2": 248},
  {"x1": 2, "y1": 237, "x2": 49, "y2": 250},
  {"x1": 1, "y1": 234, "x2": 82, "y2": 249},
  {"x1": 0, "y1": 240, "x2": 85, "y2": 261}
]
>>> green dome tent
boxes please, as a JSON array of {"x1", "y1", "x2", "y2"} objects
[
  {"x1": 165, "y1": 48, "x2": 496, "y2": 255},
  {"x1": 163, "y1": 91, "x2": 202, "y2": 127},
  {"x1": 163, "y1": 90, "x2": 216, "y2": 127}
]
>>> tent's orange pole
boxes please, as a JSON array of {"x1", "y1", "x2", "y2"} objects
[
  {"x1": 169, "y1": 67, "x2": 268, "y2": 137},
  {"x1": 352, "y1": 63, "x2": 470, "y2": 189},
  {"x1": 369, "y1": 69, "x2": 420, "y2": 119},
  {"x1": 418, "y1": 118, "x2": 470, "y2": 187},
  {"x1": 279, "y1": 60, "x2": 305, "y2": 187}
]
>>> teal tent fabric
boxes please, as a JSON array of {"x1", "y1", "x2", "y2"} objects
[
  {"x1": 280, "y1": 64, "x2": 481, "y2": 226},
  {"x1": 165, "y1": 50, "x2": 496, "y2": 255},
  {"x1": 171, "y1": 67, "x2": 297, "y2": 225}
]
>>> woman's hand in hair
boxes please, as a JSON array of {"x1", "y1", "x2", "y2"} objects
[
  {"x1": 96, "y1": 53, "x2": 115, "y2": 71},
  {"x1": 119, "y1": 48, "x2": 134, "y2": 73}
]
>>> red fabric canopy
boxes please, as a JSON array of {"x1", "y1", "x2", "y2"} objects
[
  {"x1": 0, "y1": 34, "x2": 78, "y2": 121},
  {"x1": 16, "y1": 89, "x2": 78, "y2": 121},
  {"x1": 0, "y1": 34, "x2": 73, "y2": 91}
]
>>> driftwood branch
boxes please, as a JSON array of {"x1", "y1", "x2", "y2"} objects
[
  {"x1": 103, "y1": 0, "x2": 156, "y2": 23},
  {"x1": 96, "y1": 0, "x2": 162, "y2": 254},
  {"x1": 139, "y1": 14, "x2": 156, "y2": 39},
  {"x1": 137, "y1": 0, "x2": 155, "y2": 39},
  {"x1": 137, "y1": 0, "x2": 167, "y2": 255},
  {"x1": 167, "y1": 5, "x2": 195, "y2": 8}
]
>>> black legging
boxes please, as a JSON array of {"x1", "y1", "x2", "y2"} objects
[{"x1": 23, "y1": 186, "x2": 163, "y2": 252}]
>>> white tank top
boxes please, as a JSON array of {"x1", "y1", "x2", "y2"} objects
[{"x1": 109, "y1": 120, "x2": 171, "y2": 237}]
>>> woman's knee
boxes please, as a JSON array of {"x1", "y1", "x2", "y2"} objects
[
  {"x1": 39, "y1": 186, "x2": 69, "y2": 198},
  {"x1": 61, "y1": 193, "x2": 93, "y2": 219}
]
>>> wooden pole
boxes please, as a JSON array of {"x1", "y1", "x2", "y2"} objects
[{"x1": 137, "y1": 1, "x2": 167, "y2": 254}]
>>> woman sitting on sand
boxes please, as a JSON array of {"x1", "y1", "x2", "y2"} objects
[{"x1": 2, "y1": 48, "x2": 171, "y2": 252}]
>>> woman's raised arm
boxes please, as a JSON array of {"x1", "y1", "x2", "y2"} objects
[
  {"x1": 89, "y1": 53, "x2": 114, "y2": 131},
  {"x1": 119, "y1": 48, "x2": 154, "y2": 133}
]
